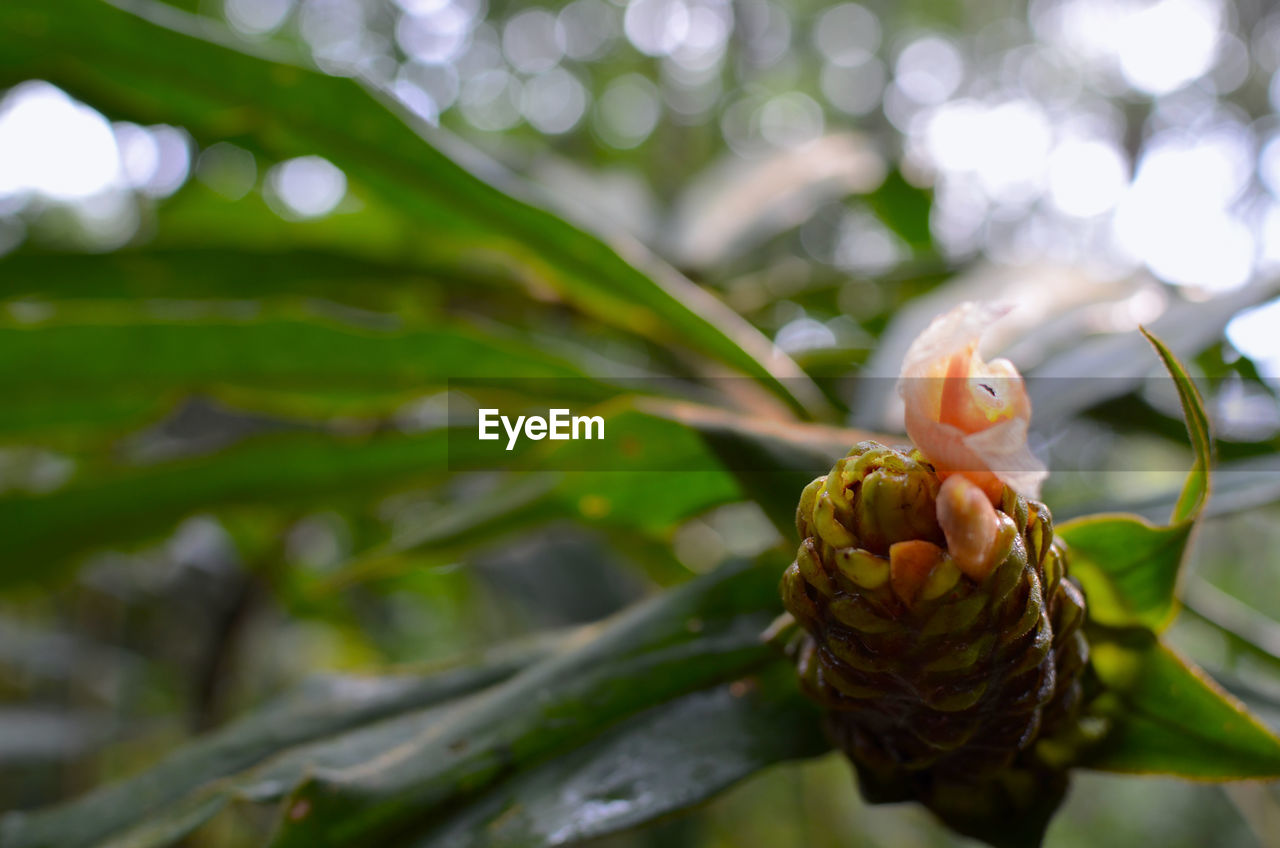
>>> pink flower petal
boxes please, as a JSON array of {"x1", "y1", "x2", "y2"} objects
[{"x1": 897, "y1": 302, "x2": 1047, "y2": 500}]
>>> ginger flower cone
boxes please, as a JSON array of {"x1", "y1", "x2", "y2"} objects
[{"x1": 776, "y1": 303, "x2": 1089, "y2": 847}]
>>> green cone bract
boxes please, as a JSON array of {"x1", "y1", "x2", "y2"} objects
[{"x1": 779, "y1": 441, "x2": 1089, "y2": 843}]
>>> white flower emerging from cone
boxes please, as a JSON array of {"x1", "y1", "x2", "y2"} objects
[{"x1": 897, "y1": 301, "x2": 1047, "y2": 505}]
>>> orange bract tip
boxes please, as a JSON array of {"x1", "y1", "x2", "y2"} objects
[
  {"x1": 936, "y1": 475, "x2": 1003, "y2": 581},
  {"x1": 889, "y1": 539, "x2": 946, "y2": 605}
]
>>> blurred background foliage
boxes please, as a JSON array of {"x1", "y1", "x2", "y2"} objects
[{"x1": 2, "y1": 0, "x2": 1280, "y2": 845}]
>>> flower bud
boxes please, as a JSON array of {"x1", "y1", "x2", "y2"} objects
[
  {"x1": 897, "y1": 302, "x2": 1046, "y2": 502},
  {"x1": 937, "y1": 474, "x2": 1015, "y2": 581},
  {"x1": 779, "y1": 439, "x2": 1088, "y2": 836}
]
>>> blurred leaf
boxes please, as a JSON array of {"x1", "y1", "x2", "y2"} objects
[
  {"x1": 0, "y1": 430, "x2": 451, "y2": 588},
  {"x1": 409, "y1": 666, "x2": 827, "y2": 848},
  {"x1": 864, "y1": 169, "x2": 933, "y2": 252},
  {"x1": 0, "y1": 306, "x2": 621, "y2": 445},
  {"x1": 4, "y1": 558, "x2": 789, "y2": 848},
  {"x1": 268, "y1": 557, "x2": 783, "y2": 848},
  {"x1": 0, "y1": 248, "x2": 429, "y2": 306},
  {"x1": 3, "y1": 395, "x2": 860, "y2": 592},
  {"x1": 0, "y1": 314, "x2": 599, "y2": 397},
  {"x1": 0, "y1": 640, "x2": 560, "y2": 848},
  {"x1": 637, "y1": 398, "x2": 883, "y2": 537},
  {"x1": 1028, "y1": 283, "x2": 1274, "y2": 425},
  {"x1": 0, "y1": 394, "x2": 171, "y2": 443},
  {"x1": 663, "y1": 134, "x2": 886, "y2": 271},
  {"x1": 347, "y1": 399, "x2": 876, "y2": 584},
  {"x1": 1055, "y1": 454, "x2": 1280, "y2": 523},
  {"x1": 1083, "y1": 628, "x2": 1280, "y2": 779},
  {"x1": 1058, "y1": 515, "x2": 1191, "y2": 632},
  {"x1": 324, "y1": 403, "x2": 755, "y2": 590},
  {"x1": 0, "y1": 0, "x2": 826, "y2": 417},
  {"x1": 1141, "y1": 327, "x2": 1211, "y2": 524},
  {"x1": 1182, "y1": 577, "x2": 1280, "y2": 672}
]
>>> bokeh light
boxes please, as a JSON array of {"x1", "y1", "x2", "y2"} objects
[
  {"x1": 594, "y1": 74, "x2": 661, "y2": 148},
  {"x1": 813, "y1": 3, "x2": 879, "y2": 66},
  {"x1": 0, "y1": 82, "x2": 121, "y2": 201},
  {"x1": 1227, "y1": 297, "x2": 1280, "y2": 376},
  {"x1": 1115, "y1": 0, "x2": 1221, "y2": 95},
  {"x1": 894, "y1": 36, "x2": 964, "y2": 105},
  {"x1": 196, "y1": 142, "x2": 257, "y2": 200},
  {"x1": 266, "y1": 155, "x2": 348, "y2": 218},
  {"x1": 522, "y1": 67, "x2": 587, "y2": 134},
  {"x1": 502, "y1": 8, "x2": 564, "y2": 73},
  {"x1": 4, "y1": 0, "x2": 1280, "y2": 359},
  {"x1": 1047, "y1": 137, "x2": 1129, "y2": 217},
  {"x1": 224, "y1": 0, "x2": 294, "y2": 36}
]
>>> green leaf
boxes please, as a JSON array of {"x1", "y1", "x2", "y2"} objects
[
  {"x1": 1082, "y1": 627, "x2": 1280, "y2": 779},
  {"x1": 267, "y1": 557, "x2": 783, "y2": 848},
  {"x1": 2, "y1": 558, "x2": 791, "y2": 848},
  {"x1": 0, "y1": 0, "x2": 826, "y2": 418},
  {"x1": 0, "y1": 307, "x2": 619, "y2": 443},
  {"x1": 0, "y1": 430, "x2": 452, "y2": 588},
  {"x1": 0, "y1": 394, "x2": 171, "y2": 443},
  {"x1": 408, "y1": 667, "x2": 827, "y2": 848},
  {"x1": 340, "y1": 399, "x2": 875, "y2": 588},
  {"x1": 1058, "y1": 514, "x2": 1191, "y2": 632},
  {"x1": 323, "y1": 402, "x2": 756, "y2": 582},
  {"x1": 0, "y1": 640, "x2": 560, "y2": 848},
  {"x1": 1181, "y1": 577, "x2": 1280, "y2": 674},
  {"x1": 4, "y1": 397, "x2": 839, "y2": 592},
  {"x1": 637, "y1": 398, "x2": 881, "y2": 538},
  {"x1": 1056, "y1": 454, "x2": 1280, "y2": 524},
  {"x1": 1140, "y1": 327, "x2": 1212, "y2": 524},
  {"x1": 1056, "y1": 328, "x2": 1213, "y2": 632},
  {"x1": 0, "y1": 247, "x2": 430, "y2": 306},
  {"x1": 0, "y1": 312, "x2": 596, "y2": 394},
  {"x1": 865, "y1": 169, "x2": 933, "y2": 252}
]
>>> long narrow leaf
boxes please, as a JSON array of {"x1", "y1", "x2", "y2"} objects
[
  {"x1": 0, "y1": 248, "x2": 430, "y2": 305},
  {"x1": 0, "y1": 317, "x2": 597, "y2": 392},
  {"x1": 0, "y1": 0, "x2": 826, "y2": 417},
  {"x1": 0, "y1": 639, "x2": 563, "y2": 848},
  {"x1": 1140, "y1": 327, "x2": 1212, "y2": 524},
  {"x1": 0, "y1": 430, "x2": 451, "y2": 587},
  {"x1": 1058, "y1": 330, "x2": 1211, "y2": 632},
  {"x1": 267, "y1": 557, "x2": 783, "y2": 848},
  {"x1": 636, "y1": 398, "x2": 887, "y2": 537},
  {"x1": 409, "y1": 667, "x2": 827, "y2": 848},
  {"x1": 1083, "y1": 628, "x2": 1280, "y2": 778},
  {"x1": 11, "y1": 558, "x2": 791, "y2": 848}
]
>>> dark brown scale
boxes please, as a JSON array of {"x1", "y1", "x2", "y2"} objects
[{"x1": 779, "y1": 442, "x2": 1089, "y2": 839}]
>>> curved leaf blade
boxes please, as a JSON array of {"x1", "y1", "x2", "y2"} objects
[
  {"x1": 1083, "y1": 628, "x2": 1280, "y2": 779},
  {"x1": 1140, "y1": 327, "x2": 1212, "y2": 524},
  {"x1": 0, "y1": 317, "x2": 597, "y2": 394},
  {"x1": 0, "y1": 430, "x2": 451, "y2": 587},
  {"x1": 1, "y1": 556, "x2": 792, "y2": 848},
  {"x1": 1057, "y1": 328, "x2": 1213, "y2": 633},
  {"x1": 0, "y1": 248, "x2": 429, "y2": 305},
  {"x1": 1058, "y1": 514, "x2": 1191, "y2": 632},
  {"x1": 0, "y1": 642, "x2": 558, "y2": 848},
  {"x1": 409, "y1": 668, "x2": 827, "y2": 848},
  {"x1": 636, "y1": 398, "x2": 887, "y2": 537},
  {"x1": 0, "y1": 303, "x2": 615, "y2": 442},
  {"x1": 267, "y1": 557, "x2": 784, "y2": 848},
  {"x1": 0, "y1": 0, "x2": 826, "y2": 417}
]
